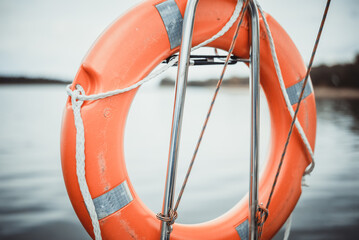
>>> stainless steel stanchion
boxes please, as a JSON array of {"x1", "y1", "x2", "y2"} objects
[
  {"x1": 160, "y1": 0, "x2": 199, "y2": 239},
  {"x1": 248, "y1": 1, "x2": 260, "y2": 239}
]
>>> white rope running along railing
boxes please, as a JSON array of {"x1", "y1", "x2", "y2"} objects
[
  {"x1": 256, "y1": 0, "x2": 331, "y2": 238},
  {"x1": 256, "y1": 2, "x2": 315, "y2": 176}
]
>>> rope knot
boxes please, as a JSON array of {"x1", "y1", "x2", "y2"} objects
[
  {"x1": 256, "y1": 204, "x2": 269, "y2": 227},
  {"x1": 256, "y1": 204, "x2": 269, "y2": 239},
  {"x1": 156, "y1": 209, "x2": 178, "y2": 226},
  {"x1": 67, "y1": 84, "x2": 86, "y2": 107}
]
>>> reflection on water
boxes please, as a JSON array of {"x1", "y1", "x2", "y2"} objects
[
  {"x1": 0, "y1": 85, "x2": 89, "y2": 239},
  {"x1": 0, "y1": 85, "x2": 358, "y2": 239},
  {"x1": 319, "y1": 98, "x2": 359, "y2": 132},
  {"x1": 285, "y1": 97, "x2": 359, "y2": 239}
]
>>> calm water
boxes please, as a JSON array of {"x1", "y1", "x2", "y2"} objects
[{"x1": 0, "y1": 84, "x2": 358, "y2": 239}]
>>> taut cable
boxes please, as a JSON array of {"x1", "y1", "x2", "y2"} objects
[{"x1": 257, "y1": 0, "x2": 332, "y2": 238}]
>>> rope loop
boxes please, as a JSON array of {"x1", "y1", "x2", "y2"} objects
[
  {"x1": 156, "y1": 209, "x2": 178, "y2": 226},
  {"x1": 68, "y1": 82, "x2": 102, "y2": 240}
]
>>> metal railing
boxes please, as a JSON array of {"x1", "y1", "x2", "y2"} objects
[{"x1": 159, "y1": 0, "x2": 260, "y2": 239}]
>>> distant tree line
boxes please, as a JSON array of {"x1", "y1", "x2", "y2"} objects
[
  {"x1": 1, "y1": 54, "x2": 358, "y2": 88},
  {"x1": 310, "y1": 54, "x2": 359, "y2": 88},
  {"x1": 0, "y1": 76, "x2": 70, "y2": 84}
]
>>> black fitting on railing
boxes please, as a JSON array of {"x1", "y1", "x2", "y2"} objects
[{"x1": 163, "y1": 54, "x2": 249, "y2": 66}]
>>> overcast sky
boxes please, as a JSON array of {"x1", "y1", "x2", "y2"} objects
[{"x1": 0, "y1": 0, "x2": 358, "y2": 80}]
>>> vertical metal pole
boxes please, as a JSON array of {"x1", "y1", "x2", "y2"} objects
[
  {"x1": 160, "y1": 0, "x2": 199, "y2": 239},
  {"x1": 248, "y1": 1, "x2": 260, "y2": 240}
]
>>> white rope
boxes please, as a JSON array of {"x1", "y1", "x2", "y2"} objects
[
  {"x1": 192, "y1": 0, "x2": 243, "y2": 51},
  {"x1": 70, "y1": 85, "x2": 102, "y2": 240},
  {"x1": 66, "y1": 0, "x2": 244, "y2": 103},
  {"x1": 256, "y1": 3, "x2": 316, "y2": 239},
  {"x1": 283, "y1": 213, "x2": 293, "y2": 240},
  {"x1": 256, "y1": 3, "x2": 315, "y2": 176},
  {"x1": 66, "y1": 2, "x2": 244, "y2": 239}
]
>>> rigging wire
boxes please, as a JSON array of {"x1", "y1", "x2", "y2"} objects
[{"x1": 257, "y1": 0, "x2": 332, "y2": 238}]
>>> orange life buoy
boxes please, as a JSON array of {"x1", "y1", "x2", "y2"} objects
[{"x1": 61, "y1": 0, "x2": 316, "y2": 239}]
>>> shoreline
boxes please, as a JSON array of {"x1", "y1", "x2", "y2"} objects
[
  {"x1": 1, "y1": 76, "x2": 358, "y2": 99},
  {"x1": 0, "y1": 76, "x2": 71, "y2": 85},
  {"x1": 313, "y1": 86, "x2": 359, "y2": 99},
  {"x1": 1, "y1": 54, "x2": 358, "y2": 89}
]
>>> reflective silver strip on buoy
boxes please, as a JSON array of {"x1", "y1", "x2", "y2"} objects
[
  {"x1": 93, "y1": 181, "x2": 133, "y2": 220},
  {"x1": 155, "y1": 0, "x2": 183, "y2": 49},
  {"x1": 286, "y1": 78, "x2": 313, "y2": 105},
  {"x1": 235, "y1": 220, "x2": 249, "y2": 240}
]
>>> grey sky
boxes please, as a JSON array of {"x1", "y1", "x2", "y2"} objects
[{"x1": 0, "y1": 0, "x2": 358, "y2": 80}]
